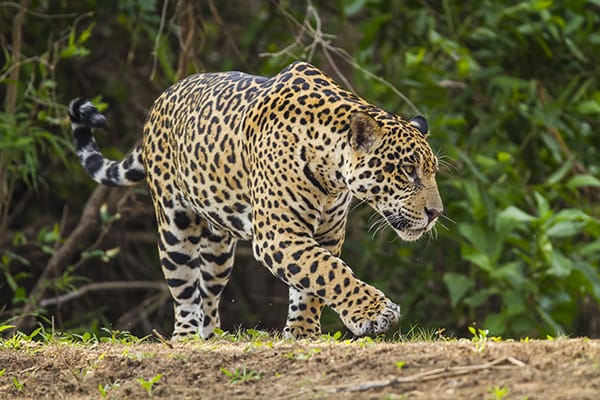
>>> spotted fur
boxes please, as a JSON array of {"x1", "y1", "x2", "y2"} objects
[{"x1": 69, "y1": 62, "x2": 443, "y2": 339}]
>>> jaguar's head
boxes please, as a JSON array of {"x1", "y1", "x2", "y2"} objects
[{"x1": 345, "y1": 110, "x2": 443, "y2": 242}]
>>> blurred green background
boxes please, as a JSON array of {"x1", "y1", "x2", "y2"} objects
[{"x1": 1, "y1": 0, "x2": 599, "y2": 339}]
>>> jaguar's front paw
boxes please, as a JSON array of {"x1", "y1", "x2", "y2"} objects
[{"x1": 339, "y1": 293, "x2": 401, "y2": 336}]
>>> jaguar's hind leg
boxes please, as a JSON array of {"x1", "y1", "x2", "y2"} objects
[
  {"x1": 155, "y1": 206, "x2": 236, "y2": 340},
  {"x1": 195, "y1": 225, "x2": 236, "y2": 338}
]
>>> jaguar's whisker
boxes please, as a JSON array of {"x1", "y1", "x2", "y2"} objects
[{"x1": 440, "y1": 214, "x2": 456, "y2": 225}]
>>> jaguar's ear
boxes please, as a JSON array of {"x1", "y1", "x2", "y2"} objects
[
  {"x1": 350, "y1": 111, "x2": 383, "y2": 152},
  {"x1": 409, "y1": 115, "x2": 429, "y2": 137}
]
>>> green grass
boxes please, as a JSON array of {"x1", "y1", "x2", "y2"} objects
[
  {"x1": 220, "y1": 366, "x2": 261, "y2": 384},
  {"x1": 1, "y1": 323, "x2": 573, "y2": 351},
  {"x1": 0, "y1": 324, "x2": 151, "y2": 348}
]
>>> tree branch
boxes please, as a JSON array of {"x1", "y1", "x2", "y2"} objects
[
  {"x1": 260, "y1": 1, "x2": 421, "y2": 114},
  {"x1": 40, "y1": 281, "x2": 167, "y2": 307},
  {"x1": 150, "y1": 0, "x2": 170, "y2": 81},
  {"x1": 12, "y1": 185, "x2": 111, "y2": 332}
]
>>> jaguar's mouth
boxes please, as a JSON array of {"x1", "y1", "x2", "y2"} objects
[
  {"x1": 382, "y1": 210, "x2": 428, "y2": 241},
  {"x1": 382, "y1": 210, "x2": 417, "y2": 230}
]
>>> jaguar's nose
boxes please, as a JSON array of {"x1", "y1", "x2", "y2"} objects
[{"x1": 425, "y1": 207, "x2": 443, "y2": 224}]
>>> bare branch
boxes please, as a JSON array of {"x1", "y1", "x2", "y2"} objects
[
  {"x1": 175, "y1": 0, "x2": 197, "y2": 79},
  {"x1": 207, "y1": 0, "x2": 248, "y2": 68},
  {"x1": 150, "y1": 0, "x2": 170, "y2": 81},
  {"x1": 0, "y1": 2, "x2": 78, "y2": 18},
  {"x1": 40, "y1": 281, "x2": 167, "y2": 307},
  {"x1": 3, "y1": 0, "x2": 29, "y2": 114},
  {"x1": 260, "y1": 1, "x2": 421, "y2": 114}
]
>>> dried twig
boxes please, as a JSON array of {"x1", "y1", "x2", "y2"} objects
[
  {"x1": 0, "y1": 2, "x2": 78, "y2": 19},
  {"x1": 150, "y1": 0, "x2": 170, "y2": 81},
  {"x1": 317, "y1": 356, "x2": 526, "y2": 393},
  {"x1": 260, "y1": 1, "x2": 421, "y2": 114},
  {"x1": 153, "y1": 328, "x2": 174, "y2": 348},
  {"x1": 3, "y1": 0, "x2": 29, "y2": 114},
  {"x1": 207, "y1": 0, "x2": 248, "y2": 68},
  {"x1": 175, "y1": 0, "x2": 197, "y2": 79}
]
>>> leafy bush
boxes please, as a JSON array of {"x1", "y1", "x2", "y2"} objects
[{"x1": 343, "y1": 0, "x2": 600, "y2": 337}]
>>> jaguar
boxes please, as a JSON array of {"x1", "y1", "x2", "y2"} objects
[{"x1": 68, "y1": 61, "x2": 443, "y2": 339}]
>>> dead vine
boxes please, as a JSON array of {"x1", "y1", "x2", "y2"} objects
[{"x1": 261, "y1": 1, "x2": 421, "y2": 115}]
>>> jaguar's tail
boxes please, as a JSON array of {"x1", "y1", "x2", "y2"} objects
[{"x1": 68, "y1": 98, "x2": 145, "y2": 187}]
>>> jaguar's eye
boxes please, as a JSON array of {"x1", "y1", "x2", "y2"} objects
[{"x1": 402, "y1": 165, "x2": 416, "y2": 178}]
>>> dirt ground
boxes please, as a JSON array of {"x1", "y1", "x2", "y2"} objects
[{"x1": 1, "y1": 337, "x2": 599, "y2": 399}]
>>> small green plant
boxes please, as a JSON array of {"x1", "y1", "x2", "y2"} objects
[
  {"x1": 239, "y1": 328, "x2": 277, "y2": 351},
  {"x1": 398, "y1": 325, "x2": 443, "y2": 342},
  {"x1": 122, "y1": 348, "x2": 155, "y2": 360},
  {"x1": 354, "y1": 336, "x2": 377, "y2": 347},
  {"x1": 212, "y1": 327, "x2": 280, "y2": 344},
  {"x1": 71, "y1": 331, "x2": 98, "y2": 344},
  {"x1": 322, "y1": 330, "x2": 344, "y2": 342},
  {"x1": 395, "y1": 361, "x2": 407, "y2": 371},
  {"x1": 212, "y1": 327, "x2": 241, "y2": 342},
  {"x1": 99, "y1": 328, "x2": 148, "y2": 344},
  {"x1": 137, "y1": 373, "x2": 163, "y2": 396},
  {"x1": 244, "y1": 338, "x2": 274, "y2": 352},
  {"x1": 469, "y1": 326, "x2": 490, "y2": 352},
  {"x1": 98, "y1": 384, "x2": 108, "y2": 398},
  {"x1": 12, "y1": 376, "x2": 23, "y2": 391},
  {"x1": 98, "y1": 382, "x2": 120, "y2": 398},
  {"x1": 243, "y1": 328, "x2": 271, "y2": 340},
  {"x1": 283, "y1": 347, "x2": 322, "y2": 360},
  {"x1": 0, "y1": 368, "x2": 6, "y2": 378},
  {"x1": 220, "y1": 367, "x2": 261, "y2": 384},
  {"x1": 488, "y1": 385, "x2": 509, "y2": 400},
  {"x1": 0, "y1": 327, "x2": 49, "y2": 349}
]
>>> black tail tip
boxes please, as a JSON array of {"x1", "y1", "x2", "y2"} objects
[{"x1": 68, "y1": 98, "x2": 108, "y2": 129}]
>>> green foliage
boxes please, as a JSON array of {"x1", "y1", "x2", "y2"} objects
[
  {"x1": 399, "y1": 325, "x2": 447, "y2": 342},
  {"x1": 12, "y1": 376, "x2": 24, "y2": 391},
  {"x1": 0, "y1": 327, "x2": 51, "y2": 349},
  {"x1": 219, "y1": 366, "x2": 261, "y2": 384},
  {"x1": 321, "y1": 330, "x2": 344, "y2": 342},
  {"x1": 98, "y1": 382, "x2": 120, "y2": 398},
  {"x1": 468, "y1": 326, "x2": 492, "y2": 352},
  {"x1": 395, "y1": 360, "x2": 406, "y2": 371},
  {"x1": 0, "y1": 6, "x2": 90, "y2": 232},
  {"x1": 342, "y1": 0, "x2": 600, "y2": 338},
  {"x1": 488, "y1": 385, "x2": 510, "y2": 400},
  {"x1": 137, "y1": 373, "x2": 163, "y2": 396}
]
